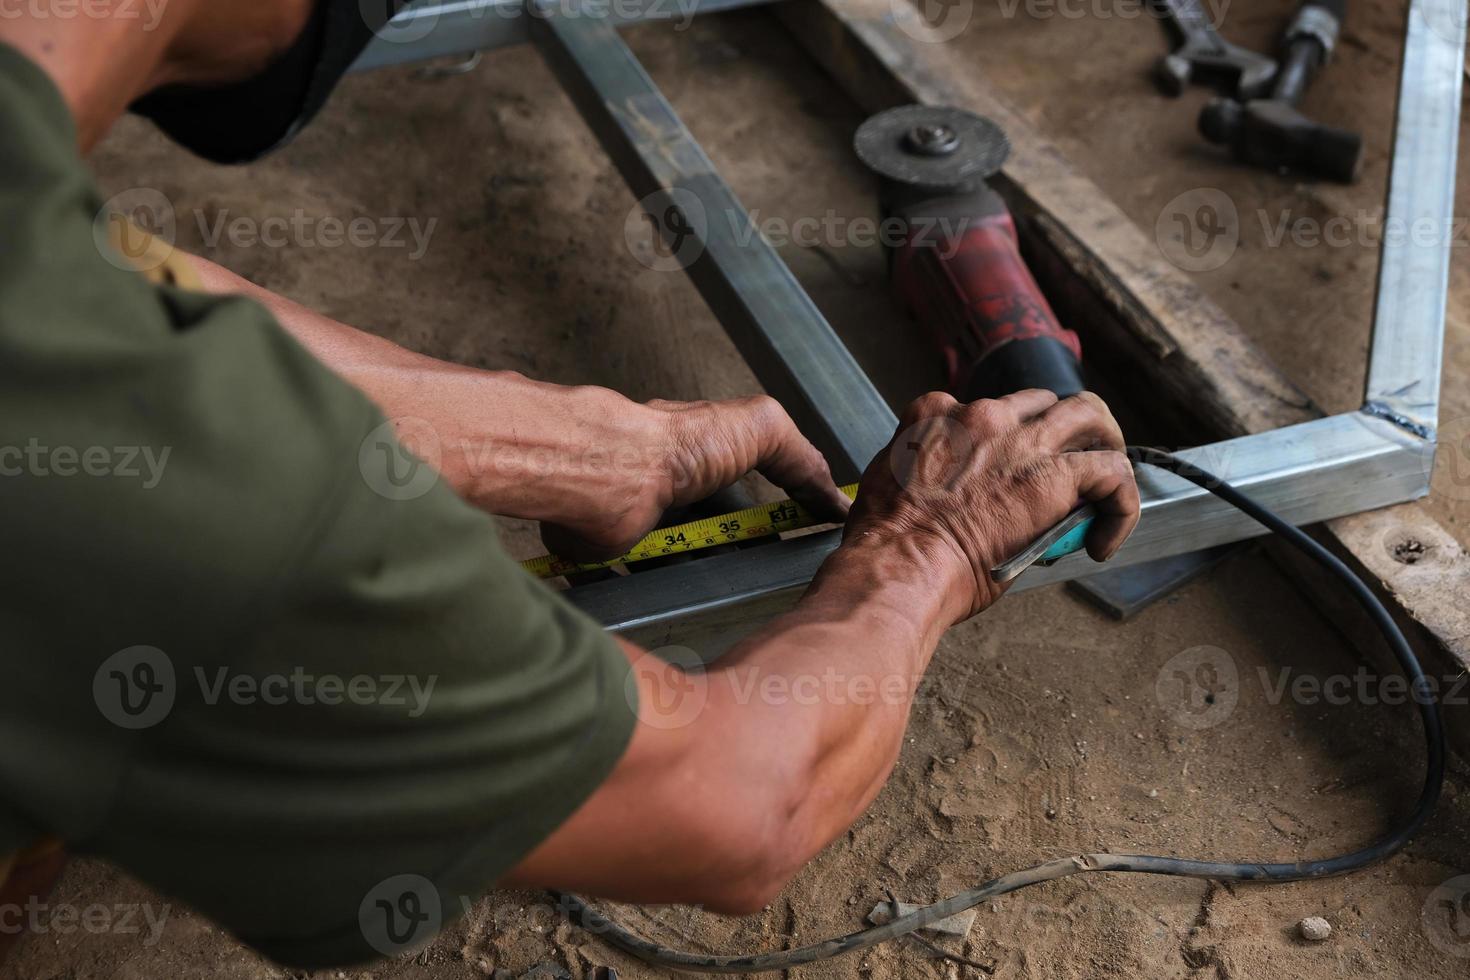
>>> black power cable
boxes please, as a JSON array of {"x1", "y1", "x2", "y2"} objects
[{"x1": 553, "y1": 447, "x2": 1446, "y2": 974}]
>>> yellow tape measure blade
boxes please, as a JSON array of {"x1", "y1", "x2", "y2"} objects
[{"x1": 520, "y1": 483, "x2": 858, "y2": 578}]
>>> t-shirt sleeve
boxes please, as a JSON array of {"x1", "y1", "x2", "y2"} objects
[
  {"x1": 0, "y1": 42, "x2": 636, "y2": 967},
  {"x1": 91, "y1": 405, "x2": 639, "y2": 967}
]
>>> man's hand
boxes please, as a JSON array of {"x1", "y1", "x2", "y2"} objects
[
  {"x1": 536, "y1": 392, "x2": 852, "y2": 560},
  {"x1": 845, "y1": 388, "x2": 1140, "y2": 620}
]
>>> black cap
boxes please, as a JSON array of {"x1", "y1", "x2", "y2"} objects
[{"x1": 131, "y1": 0, "x2": 379, "y2": 164}]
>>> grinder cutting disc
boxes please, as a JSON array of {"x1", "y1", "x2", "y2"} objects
[{"x1": 854, "y1": 105, "x2": 1010, "y2": 190}]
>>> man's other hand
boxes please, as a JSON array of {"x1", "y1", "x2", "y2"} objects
[
  {"x1": 539, "y1": 392, "x2": 852, "y2": 560},
  {"x1": 844, "y1": 389, "x2": 1140, "y2": 621}
]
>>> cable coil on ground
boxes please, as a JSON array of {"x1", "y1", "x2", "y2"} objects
[{"x1": 554, "y1": 447, "x2": 1445, "y2": 973}]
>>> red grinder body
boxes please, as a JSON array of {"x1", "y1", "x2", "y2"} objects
[{"x1": 856, "y1": 106, "x2": 1085, "y2": 401}]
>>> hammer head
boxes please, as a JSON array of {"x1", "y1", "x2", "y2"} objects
[
  {"x1": 1156, "y1": 44, "x2": 1278, "y2": 101},
  {"x1": 1199, "y1": 97, "x2": 1363, "y2": 183}
]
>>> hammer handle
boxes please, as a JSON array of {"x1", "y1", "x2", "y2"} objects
[
  {"x1": 1275, "y1": 0, "x2": 1344, "y2": 101},
  {"x1": 1296, "y1": 0, "x2": 1345, "y2": 26}
]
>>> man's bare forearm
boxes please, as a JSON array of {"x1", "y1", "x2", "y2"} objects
[
  {"x1": 185, "y1": 254, "x2": 656, "y2": 522},
  {"x1": 507, "y1": 533, "x2": 968, "y2": 910},
  {"x1": 183, "y1": 253, "x2": 851, "y2": 554},
  {"x1": 708, "y1": 534, "x2": 967, "y2": 878}
]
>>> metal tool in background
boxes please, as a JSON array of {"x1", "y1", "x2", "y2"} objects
[
  {"x1": 853, "y1": 105, "x2": 1229, "y2": 613},
  {"x1": 854, "y1": 105, "x2": 1086, "y2": 402},
  {"x1": 1199, "y1": 0, "x2": 1363, "y2": 182},
  {"x1": 1152, "y1": 0, "x2": 1278, "y2": 99}
]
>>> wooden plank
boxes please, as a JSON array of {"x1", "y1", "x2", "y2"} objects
[{"x1": 778, "y1": 0, "x2": 1470, "y2": 746}]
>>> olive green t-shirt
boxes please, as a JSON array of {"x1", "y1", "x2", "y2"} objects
[{"x1": 0, "y1": 43, "x2": 636, "y2": 966}]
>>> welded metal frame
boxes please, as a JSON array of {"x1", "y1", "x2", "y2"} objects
[{"x1": 356, "y1": 0, "x2": 1464, "y2": 635}]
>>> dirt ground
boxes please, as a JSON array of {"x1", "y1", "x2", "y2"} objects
[{"x1": 11, "y1": 0, "x2": 1470, "y2": 977}]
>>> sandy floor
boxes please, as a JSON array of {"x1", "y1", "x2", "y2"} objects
[{"x1": 9, "y1": 0, "x2": 1470, "y2": 977}]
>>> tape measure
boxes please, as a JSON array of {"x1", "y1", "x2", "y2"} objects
[
  {"x1": 520, "y1": 483, "x2": 1099, "y2": 580},
  {"x1": 520, "y1": 484, "x2": 860, "y2": 579}
]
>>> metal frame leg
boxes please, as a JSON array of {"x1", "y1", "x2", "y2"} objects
[{"x1": 354, "y1": 0, "x2": 1463, "y2": 637}]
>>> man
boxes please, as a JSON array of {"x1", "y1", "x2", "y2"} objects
[{"x1": 0, "y1": 0, "x2": 1139, "y2": 967}]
